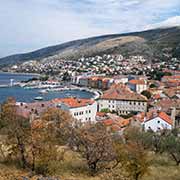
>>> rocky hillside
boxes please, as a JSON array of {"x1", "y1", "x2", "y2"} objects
[{"x1": 0, "y1": 26, "x2": 180, "y2": 67}]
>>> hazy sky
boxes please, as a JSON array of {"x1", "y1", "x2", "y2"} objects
[{"x1": 1, "y1": 0, "x2": 180, "y2": 57}]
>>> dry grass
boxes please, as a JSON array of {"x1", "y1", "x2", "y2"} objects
[
  {"x1": 143, "y1": 154, "x2": 180, "y2": 180},
  {"x1": 0, "y1": 151, "x2": 180, "y2": 180}
]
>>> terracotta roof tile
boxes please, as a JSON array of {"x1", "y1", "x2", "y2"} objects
[
  {"x1": 52, "y1": 97, "x2": 94, "y2": 108},
  {"x1": 158, "y1": 112, "x2": 173, "y2": 125},
  {"x1": 129, "y1": 79, "x2": 146, "y2": 85},
  {"x1": 101, "y1": 84, "x2": 147, "y2": 101}
]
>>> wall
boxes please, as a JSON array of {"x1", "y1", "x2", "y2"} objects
[{"x1": 144, "y1": 117, "x2": 172, "y2": 132}]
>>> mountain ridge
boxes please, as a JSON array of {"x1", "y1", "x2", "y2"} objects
[{"x1": 1, "y1": 26, "x2": 180, "y2": 67}]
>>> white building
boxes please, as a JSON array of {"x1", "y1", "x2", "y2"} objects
[
  {"x1": 98, "y1": 84, "x2": 147, "y2": 115},
  {"x1": 143, "y1": 112, "x2": 172, "y2": 132},
  {"x1": 128, "y1": 79, "x2": 148, "y2": 94},
  {"x1": 112, "y1": 75, "x2": 129, "y2": 84},
  {"x1": 52, "y1": 97, "x2": 97, "y2": 122}
]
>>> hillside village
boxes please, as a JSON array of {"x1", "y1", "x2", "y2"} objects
[
  {"x1": 0, "y1": 67, "x2": 180, "y2": 179},
  {"x1": 1, "y1": 0, "x2": 180, "y2": 178},
  {"x1": 9, "y1": 54, "x2": 179, "y2": 76},
  {"x1": 13, "y1": 70, "x2": 180, "y2": 133},
  {"x1": 0, "y1": 46, "x2": 180, "y2": 179}
]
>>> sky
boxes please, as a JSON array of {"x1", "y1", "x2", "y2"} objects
[{"x1": 0, "y1": 0, "x2": 180, "y2": 57}]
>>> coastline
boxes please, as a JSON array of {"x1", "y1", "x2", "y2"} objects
[{"x1": 0, "y1": 71, "x2": 40, "y2": 76}]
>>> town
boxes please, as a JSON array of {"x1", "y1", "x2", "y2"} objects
[
  {"x1": 8, "y1": 54, "x2": 180, "y2": 77},
  {"x1": 1, "y1": 1, "x2": 180, "y2": 178},
  {"x1": 0, "y1": 52, "x2": 180, "y2": 180},
  {"x1": 13, "y1": 67, "x2": 180, "y2": 133}
]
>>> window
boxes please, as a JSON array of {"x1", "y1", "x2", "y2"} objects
[
  {"x1": 157, "y1": 120, "x2": 160, "y2": 124},
  {"x1": 89, "y1": 117, "x2": 91, "y2": 121},
  {"x1": 89, "y1": 110, "x2": 91, "y2": 113}
]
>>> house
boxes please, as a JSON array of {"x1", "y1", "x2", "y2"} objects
[
  {"x1": 112, "y1": 75, "x2": 129, "y2": 84},
  {"x1": 96, "y1": 112, "x2": 130, "y2": 133},
  {"x1": 16, "y1": 101, "x2": 55, "y2": 120},
  {"x1": 98, "y1": 84, "x2": 147, "y2": 115},
  {"x1": 128, "y1": 79, "x2": 147, "y2": 94},
  {"x1": 52, "y1": 97, "x2": 97, "y2": 122},
  {"x1": 161, "y1": 76, "x2": 180, "y2": 87},
  {"x1": 143, "y1": 111, "x2": 173, "y2": 132},
  {"x1": 129, "y1": 110, "x2": 173, "y2": 132}
]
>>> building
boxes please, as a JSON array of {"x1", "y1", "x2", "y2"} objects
[
  {"x1": 16, "y1": 101, "x2": 55, "y2": 120},
  {"x1": 143, "y1": 111, "x2": 173, "y2": 132},
  {"x1": 98, "y1": 84, "x2": 147, "y2": 115},
  {"x1": 128, "y1": 79, "x2": 147, "y2": 94},
  {"x1": 96, "y1": 112, "x2": 130, "y2": 133},
  {"x1": 112, "y1": 75, "x2": 129, "y2": 84},
  {"x1": 52, "y1": 97, "x2": 97, "y2": 122}
]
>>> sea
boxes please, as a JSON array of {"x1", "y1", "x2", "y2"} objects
[{"x1": 0, "y1": 72, "x2": 94, "y2": 103}]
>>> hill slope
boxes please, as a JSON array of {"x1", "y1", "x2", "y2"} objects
[{"x1": 1, "y1": 26, "x2": 180, "y2": 67}]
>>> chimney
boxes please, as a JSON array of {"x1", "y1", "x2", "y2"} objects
[{"x1": 171, "y1": 107, "x2": 176, "y2": 128}]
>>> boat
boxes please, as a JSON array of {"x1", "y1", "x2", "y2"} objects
[
  {"x1": 39, "y1": 89, "x2": 48, "y2": 94},
  {"x1": 34, "y1": 96, "x2": 44, "y2": 101}
]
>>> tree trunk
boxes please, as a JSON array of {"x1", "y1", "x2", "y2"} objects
[
  {"x1": 89, "y1": 162, "x2": 97, "y2": 175},
  {"x1": 17, "y1": 136, "x2": 27, "y2": 169},
  {"x1": 134, "y1": 173, "x2": 140, "y2": 180},
  {"x1": 31, "y1": 146, "x2": 35, "y2": 172},
  {"x1": 171, "y1": 153, "x2": 180, "y2": 166}
]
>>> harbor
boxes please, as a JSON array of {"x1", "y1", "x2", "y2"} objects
[{"x1": 0, "y1": 73, "x2": 99, "y2": 103}]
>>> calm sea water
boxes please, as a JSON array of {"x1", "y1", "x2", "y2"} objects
[
  {"x1": 0, "y1": 73, "x2": 94, "y2": 103},
  {"x1": 0, "y1": 72, "x2": 37, "y2": 85}
]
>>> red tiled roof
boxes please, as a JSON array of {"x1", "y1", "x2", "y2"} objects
[
  {"x1": 96, "y1": 112, "x2": 106, "y2": 117},
  {"x1": 103, "y1": 119, "x2": 114, "y2": 126},
  {"x1": 101, "y1": 84, "x2": 147, "y2": 101},
  {"x1": 144, "y1": 111, "x2": 173, "y2": 125},
  {"x1": 129, "y1": 79, "x2": 146, "y2": 85},
  {"x1": 102, "y1": 116, "x2": 130, "y2": 130},
  {"x1": 163, "y1": 75, "x2": 180, "y2": 80},
  {"x1": 153, "y1": 94, "x2": 161, "y2": 100},
  {"x1": 131, "y1": 110, "x2": 173, "y2": 126},
  {"x1": 158, "y1": 112, "x2": 173, "y2": 125},
  {"x1": 52, "y1": 97, "x2": 94, "y2": 108}
]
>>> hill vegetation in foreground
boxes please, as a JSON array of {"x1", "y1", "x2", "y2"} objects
[{"x1": 0, "y1": 98, "x2": 180, "y2": 180}]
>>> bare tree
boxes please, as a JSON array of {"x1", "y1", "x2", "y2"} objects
[{"x1": 70, "y1": 122, "x2": 115, "y2": 174}]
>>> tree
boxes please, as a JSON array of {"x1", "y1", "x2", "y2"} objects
[
  {"x1": 28, "y1": 108, "x2": 74, "y2": 174},
  {"x1": 162, "y1": 133, "x2": 180, "y2": 166},
  {"x1": 70, "y1": 122, "x2": 115, "y2": 174},
  {"x1": 40, "y1": 108, "x2": 74, "y2": 145},
  {"x1": 122, "y1": 127, "x2": 151, "y2": 180},
  {"x1": 141, "y1": 90, "x2": 152, "y2": 99},
  {"x1": 123, "y1": 142, "x2": 150, "y2": 180},
  {"x1": 100, "y1": 108, "x2": 110, "y2": 113},
  {"x1": 149, "y1": 83, "x2": 157, "y2": 88},
  {"x1": 0, "y1": 98, "x2": 30, "y2": 169}
]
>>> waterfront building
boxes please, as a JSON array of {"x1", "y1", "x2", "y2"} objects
[{"x1": 52, "y1": 97, "x2": 97, "y2": 122}]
